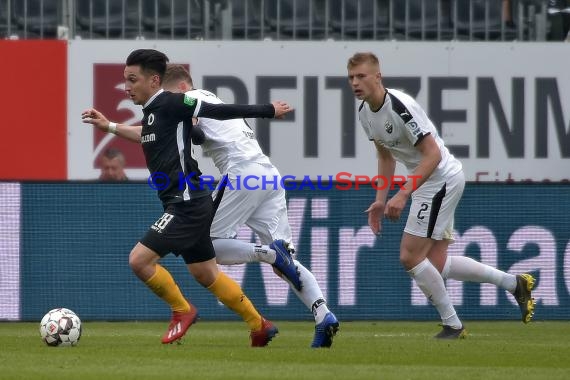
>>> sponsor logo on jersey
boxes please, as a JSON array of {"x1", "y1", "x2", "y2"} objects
[
  {"x1": 377, "y1": 138, "x2": 400, "y2": 148},
  {"x1": 141, "y1": 133, "x2": 156, "y2": 144},
  {"x1": 406, "y1": 121, "x2": 421, "y2": 137}
]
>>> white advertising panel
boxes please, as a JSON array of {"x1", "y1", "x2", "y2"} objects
[
  {"x1": 67, "y1": 41, "x2": 570, "y2": 182},
  {"x1": 0, "y1": 183, "x2": 20, "y2": 320}
]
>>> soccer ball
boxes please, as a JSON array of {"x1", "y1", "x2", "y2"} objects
[{"x1": 39, "y1": 308, "x2": 82, "y2": 347}]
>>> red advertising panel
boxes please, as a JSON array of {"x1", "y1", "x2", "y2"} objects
[
  {"x1": 93, "y1": 64, "x2": 146, "y2": 169},
  {"x1": 0, "y1": 40, "x2": 67, "y2": 180},
  {"x1": 91, "y1": 63, "x2": 190, "y2": 171}
]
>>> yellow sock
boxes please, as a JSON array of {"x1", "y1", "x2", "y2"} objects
[
  {"x1": 208, "y1": 272, "x2": 262, "y2": 331},
  {"x1": 145, "y1": 264, "x2": 191, "y2": 313}
]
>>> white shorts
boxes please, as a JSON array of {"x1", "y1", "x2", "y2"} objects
[
  {"x1": 404, "y1": 170, "x2": 465, "y2": 241},
  {"x1": 210, "y1": 162, "x2": 292, "y2": 244}
]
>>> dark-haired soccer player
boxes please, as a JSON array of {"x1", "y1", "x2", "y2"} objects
[
  {"x1": 348, "y1": 51, "x2": 535, "y2": 339},
  {"x1": 82, "y1": 49, "x2": 293, "y2": 346}
]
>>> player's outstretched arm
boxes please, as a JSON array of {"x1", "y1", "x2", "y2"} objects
[
  {"x1": 197, "y1": 100, "x2": 293, "y2": 120},
  {"x1": 271, "y1": 101, "x2": 292, "y2": 119},
  {"x1": 81, "y1": 108, "x2": 142, "y2": 143}
]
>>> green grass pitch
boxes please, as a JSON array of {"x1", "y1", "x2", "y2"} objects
[{"x1": 1, "y1": 321, "x2": 569, "y2": 380}]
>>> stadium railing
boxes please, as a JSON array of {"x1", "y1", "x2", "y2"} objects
[{"x1": 0, "y1": 0, "x2": 551, "y2": 41}]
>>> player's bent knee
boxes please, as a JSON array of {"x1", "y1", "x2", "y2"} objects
[
  {"x1": 399, "y1": 233, "x2": 434, "y2": 270},
  {"x1": 399, "y1": 247, "x2": 428, "y2": 270},
  {"x1": 128, "y1": 243, "x2": 158, "y2": 277},
  {"x1": 188, "y1": 260, "x2": 219, "y2": 287},
  {"x1": 128, "y1": 251, "x2": 147, "y2": 275},
  {"x1": 399, "y1": 253, "x2": 418, "y2": 271}
]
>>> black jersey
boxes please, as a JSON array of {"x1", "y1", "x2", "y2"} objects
[{"x1": 140, "y1": 90, "x2": 275, "y2": 205}]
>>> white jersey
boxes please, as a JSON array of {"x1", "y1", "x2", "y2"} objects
[
  {"x1": 358, "y1": 88, "x2": 462, "y2": 181},
  {"x1": 185, "y1": 89, "x2": 272, "y2": 174}
]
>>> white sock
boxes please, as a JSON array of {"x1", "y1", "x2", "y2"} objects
[
  {"x1": 212, "y1": 239, "x2": 276, "y2": 265},
  {"x1": 213, "y1": 240, "x2": 330, "y2": 324},
  {"x1": 442, "y1": 256, "x2": 517, "y2": 293},
  {"x1": 290, "y1": 260, "x2": 330, "y2": 324},
  {"x1": 408, "y1": 258, "x2": 462, "y2": 328}
]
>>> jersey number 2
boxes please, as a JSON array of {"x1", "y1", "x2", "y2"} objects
[{"x1": 417, "y1": 203, "x2": 429, "y2": 220}]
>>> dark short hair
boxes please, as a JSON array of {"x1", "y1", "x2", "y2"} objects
[
  {"x1": 125, "y1": 49, "x2": 169, "y2": 82},
  {"x1": 102, "y1": 148, "x2": 125, "y2": 165},
  {"x1": 163, "y1": 64, "x2": 193, "y2": 89}
]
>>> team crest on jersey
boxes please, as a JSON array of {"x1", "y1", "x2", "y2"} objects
[
  {"x1": 148, "y1": 113, "x2": 155, "y2": 126},
  {"x1": 384, "y1": 121, "x2": 393, "y2": 134}
]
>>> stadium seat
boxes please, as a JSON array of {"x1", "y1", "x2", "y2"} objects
[
  {"x1": 265, "y1": 0, "x2": 331, "y2": 40},
  {"x1": 0, "y1": 0, "x2": 8, "y2": 38},
  {"x1": 75, "y1": 0, "x2": 143, "y2": 39},
  {"x1": 142, "y1": 0, "x2": 205, "y2": 39},
  {"x1": 393, "y1": 0, "x2": 453, "y2": 40},
  {"x1": 13, "y1": 0, "x2": 60, "y2": 38},
  {"x1": 231, "y1": 0, "x2": 271, "y2": 39},
  {"x1": 454, "y1": 0, "x2": 514, "y2": 40},
  {"x1": 329, "y1": 0, "x2": 390, "y2": 40}
]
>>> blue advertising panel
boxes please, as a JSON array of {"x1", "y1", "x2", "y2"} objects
[{"x1": 20, "y1": 183, "x2": 570, "y2": 322}]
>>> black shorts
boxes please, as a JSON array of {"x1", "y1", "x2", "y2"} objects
[{"x1": 140, "y1": 196, "x2": 215, "y2": 264}]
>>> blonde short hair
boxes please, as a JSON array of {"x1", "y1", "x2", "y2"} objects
[{"x1": 347, "y1": 52, "x2": 380, "y2": 69}]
